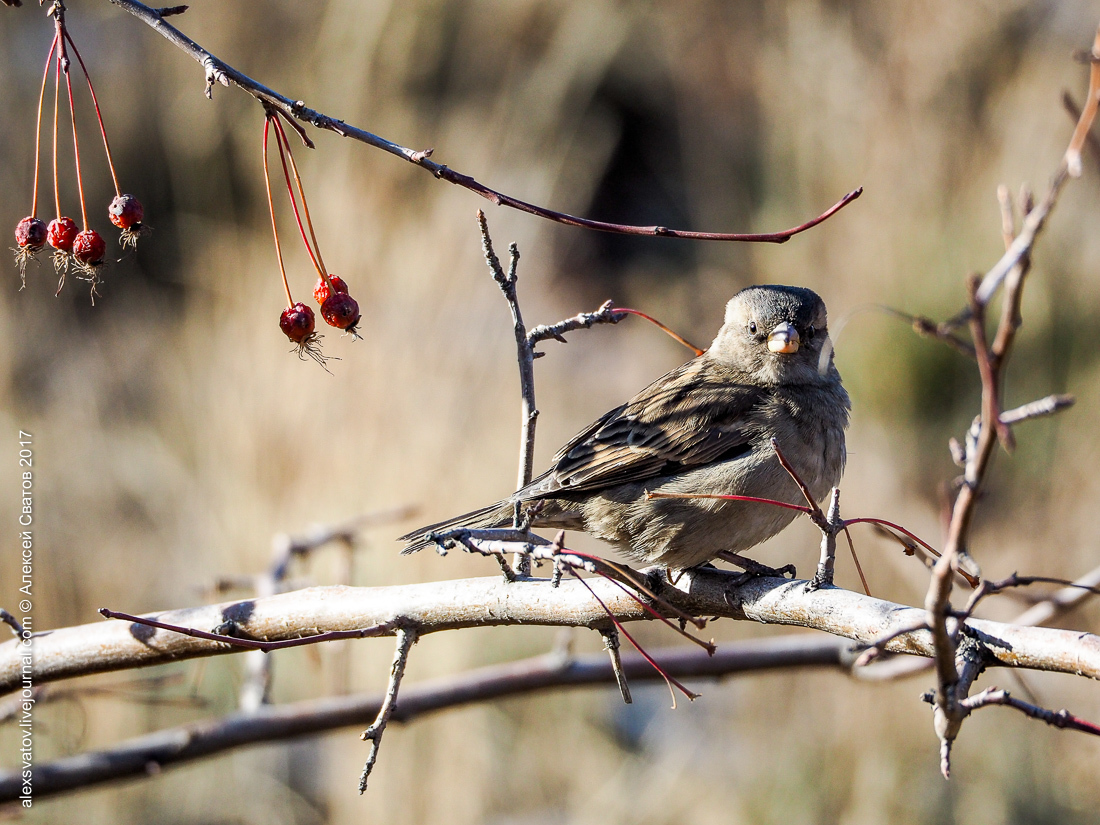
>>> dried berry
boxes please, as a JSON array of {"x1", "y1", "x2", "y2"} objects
[
  {"x1": 15, "y1": 217, "x2": 47, "y2": 250},
  {"x1": 108, "y1": 194, "x2": 144, "y2": 230},
  {"x1": 321, "y1": 292, "x2": 361, "y2": 332},
  {"x1": 280, "y1": 302, "x2": 316, "y2": 344},
  {"x1": 47, "y1": 217, "x2": 79, "y2": 252},
  {"x1": 72, "y1": 229, "x2": 106, "y2": 265},
  {"x1": 313, "y1": 274, "x2": 348, "y2": 305}
]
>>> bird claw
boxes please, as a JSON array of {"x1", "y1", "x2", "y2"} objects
[{"x1": 719, "y1": 551, "x2": 796, "y2": 581}]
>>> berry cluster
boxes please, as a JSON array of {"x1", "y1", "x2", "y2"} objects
[
  {"x1": 263, "y1": 110, "x2": 361, "y2": 368},
  {"x1": 12, "y1": 2, "x2": 146, "y2": 301}
]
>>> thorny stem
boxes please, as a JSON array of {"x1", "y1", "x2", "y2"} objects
[
  {"x1": 64, "y1": 30, "x2": 121, "y2": 196},
  {"x1": 358, "y1": 627, "x2": 418, "y2": 794},
  {"x1": 30, "y1": 34, "x2": 59, "y2": 216},
  {"x1": 262, "y1": 119, "x2": 293, "y2": 307},
  {"x1": 272, "y1": 112, "x2": 334, "y2": 292}
]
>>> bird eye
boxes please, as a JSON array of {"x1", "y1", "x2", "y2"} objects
[
  {"x1": 748, "y1": 322, "x2": 757, "y2": 335},
  {"x1": 806, "y1": 325, "x2": 816, "y2": 340}
]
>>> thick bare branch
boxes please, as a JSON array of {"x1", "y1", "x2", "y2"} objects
[
  {"x1": 5, "y1": 571, "x2": 1100, "y2": 699},
  {"x1": 0, "y1": 635, "x2": 848, "y2": 802}
]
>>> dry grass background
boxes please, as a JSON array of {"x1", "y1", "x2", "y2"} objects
[{"x1": 3, "y1": 1, "x2": 1100, "y2": 822}]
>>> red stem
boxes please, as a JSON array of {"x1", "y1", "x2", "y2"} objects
[
  {"x1": 570, "y1": 571, "x2": 699, "y2": 706},
  {"x1": 843, "y1": 525, "x2": 871, "y2": 596},
  {"x1": 272, "y1": 114, "x2": 334, "y2": 292},
  {"x1": 31, "y1": 34, "x2": 59, "y2": 217},
  {"x1": 63, "y1": 30, "x2": 121, "y2": 196},
  {"x1": 51, "y1": 44, "x2": 62, "y2": 220},
  {"x1": 841, "y1": 517, "x2": 939, "y2": 557},
  {"x1": 610, "y1": 307, "x2": 705, "y2": 356},
  {"x1": 263, "y1": 119, "x2": 294, "y2": 307},
  {"x1": 593, "y1": 569, "x2": 715, "y2": 653},
  {"x1": 61, "y1": 45, "x2": 88, "y2": 228},
  {"x1": 269, "y1": 115, "x2": 324, "y2": 281},
  {"x1": 647, "y1": 490, "x2": 811, "y2": 514}
]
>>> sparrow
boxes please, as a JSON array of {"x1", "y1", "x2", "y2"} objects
[{"x1": 400, "y1": 285, "x2": 850, "y2": 571}]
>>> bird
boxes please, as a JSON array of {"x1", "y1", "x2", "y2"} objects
[{"x1": 400, "y1": 284, "x2": 850, "y2": 571}]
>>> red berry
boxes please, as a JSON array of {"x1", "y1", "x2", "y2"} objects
[
  {"x1": 47, "y1": 217, "x2": 79, "y2": 251},
  {"x1": 108, "y1": 194, "x2": 144, "y2": 229},
  {"x1": 321, "y1": 292, "x2": 360, "y2": 331},
  {"x1": 313, "y1": 274, "x2": 348, "y2": 305},
  {"x1": 15, "y1": 217, "x2": 47, "y2": 250},
  {"x1": 72, "y1": 229, "x2": 106, "y2": 265},
  {"x1": 280, "y1": 302, "x2": 316, "y2": 344}
]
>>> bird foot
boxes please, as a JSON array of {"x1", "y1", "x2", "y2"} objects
[{"x1": 716, "y1": 551, "x2": 796, "y2": 583}]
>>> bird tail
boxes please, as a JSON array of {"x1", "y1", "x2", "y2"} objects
[{"x1": 399, "y1": 500, "x2": 514, "y2": 554}]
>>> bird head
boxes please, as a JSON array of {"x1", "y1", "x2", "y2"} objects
[{"x1": 710, "y1": 285, "x2": 835, "y2": 386}]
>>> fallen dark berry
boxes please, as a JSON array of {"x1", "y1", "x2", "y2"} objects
[
  {"x1": 280, "y1": 302, "x2": 316, "y2": 344},
  {"x1": 15, "y1": 217, "x2": 47, "y2": 250},
  {"x1": 108, "y1": 194, "x2": 144, "y2": 230},
  {"x1": 313, "y1": 274, "x2": 349, "y2": 305},
  {"x1": 321, "y1": 292, "x2": 361, "y2": 331},
  {"x1": 47, "y1": 217, "x2": 79, "y2": 252},
  {"x1": 72, "y1": 229, "x2": 106, "y2": 265}
]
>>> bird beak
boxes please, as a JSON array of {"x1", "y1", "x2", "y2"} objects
[{"x1": 767, "y1": 322, "x2": 800, "y2": 354}]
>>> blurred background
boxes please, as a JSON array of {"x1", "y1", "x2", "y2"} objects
[{"x1": 2, "y1": 0, "x2": 1100, "y2": 822}]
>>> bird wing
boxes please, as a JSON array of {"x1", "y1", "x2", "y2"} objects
[{"x1": 520, "y1": 357, "x2": 765, "y2": 497}]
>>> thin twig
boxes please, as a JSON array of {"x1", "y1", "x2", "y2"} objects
[
  {"x1": 105, "y1": 0, "x2": 861, "y2": 243},
  {"x1": 599, "y1": 626, "x2": 632, "y2": 704},
  {"x1": 358, "y1": 627, "x2": 418, "y2": 793},
  {"x1": 1064, "y1": 23, "x2": 1100, "y2": 177},
  {"x1": 526, "y1": 300, "x2": 625, "y2": 351},
  {"x1": 0, "y1": 611, "x2": 24, "y2": 638},
  {"x1": 1062, "y1": 91, "x2": 1100, "y2": 168},
  {"x1": 961, "y1": 687, "x2": 1100, "y2": 736},
  {"x1": 477, "y1": 211, "x2": 536, "y2": 576}
]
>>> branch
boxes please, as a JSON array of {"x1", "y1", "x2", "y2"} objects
[
  {"x1": 0, "y1": 635, "x2": 848, "y2": 802},
  {"x1": 358, "y1": 627, "x2": 417, "y2": 793},
  {"x1": 961, "y1": 687, "x2": 1100, "y2": 736},
  {"x1": 526, "y1": 299, "x2": 624, "y2": 350},
  {"x1": 6, "y1": 570, "x2": 1100, "y2": 699},
  {"x1": 104, "y1": 0, "x2": 861, "y2": 243}
]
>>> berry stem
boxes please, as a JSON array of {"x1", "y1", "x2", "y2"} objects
[
  {"x1": 272, "y1": 113, "x2": 332, "y2": 286},
  {"x1": 263, "y1": 118, "x2": 294, "y2": 308},
  {"x1": 268, "y1": 114, "x2": 329, "y2": 289},
  {"x1": 60, "y1": 37, "x2": 88, "y2": 229},
  {"x1": 52, "y1": 50, "x2": 62, "y2": 220},
  {"x1": 63, "y1": 29, "x2": 121, "y2": 197},
  {"x1": 31, "y1": 34, "x2": 60, "y2": 218},
  {"x1": 610, "y1": 307, "x2": 705, "y2": 356}
]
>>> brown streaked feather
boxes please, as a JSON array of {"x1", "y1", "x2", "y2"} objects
[{"x1": 518, "y1": 357, "x2": 764, "y2": 498}]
